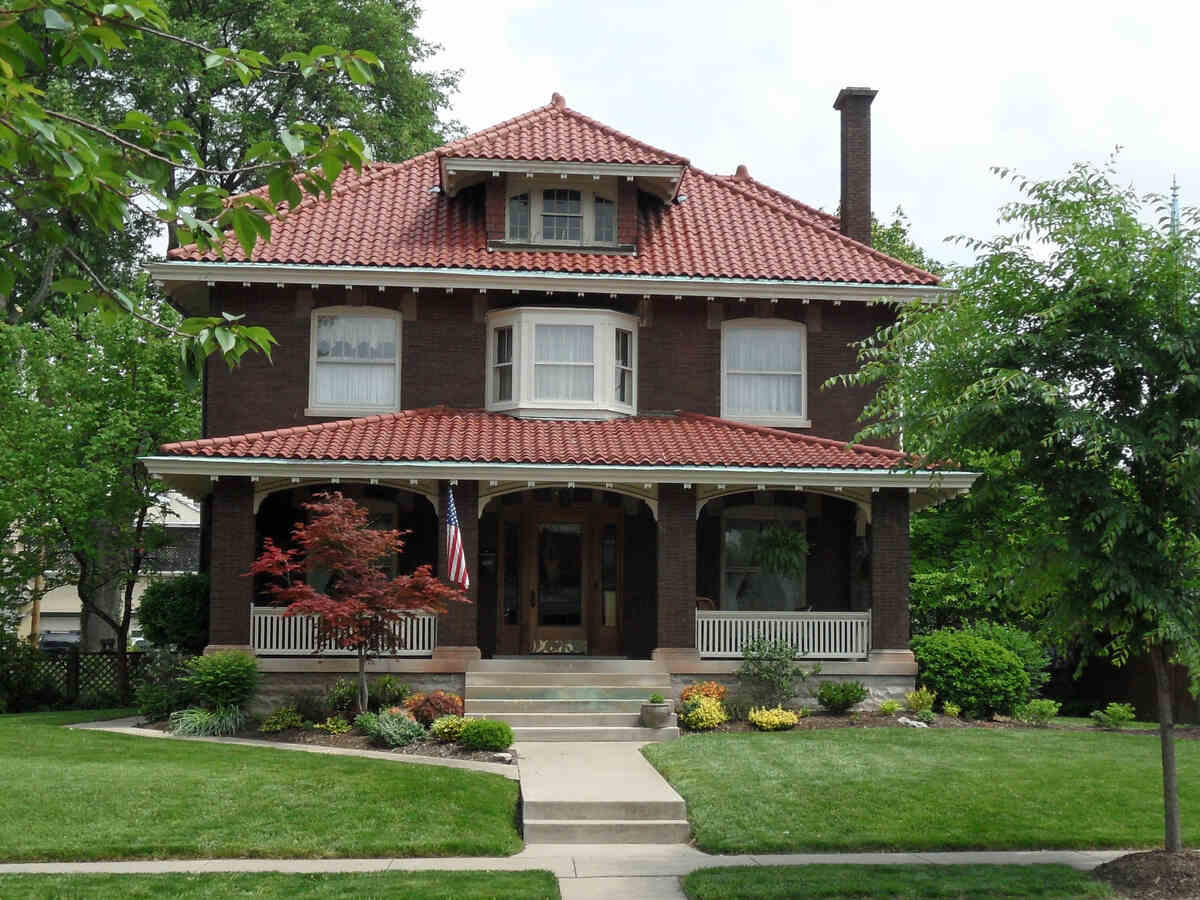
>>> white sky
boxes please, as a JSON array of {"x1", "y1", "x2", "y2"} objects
[{"x1": 417, "y1": 0, "x2": 1195, "y2": 267}]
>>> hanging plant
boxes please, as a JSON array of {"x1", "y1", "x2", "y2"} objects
[{"x1": 754, "y1": 525, "x2": 809, "y2": 580}]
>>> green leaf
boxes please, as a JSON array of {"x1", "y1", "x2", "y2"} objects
[
  {"x1": 279, "y1": 128, "x2": 304, "y2": 157},
  {"x1": 213, "y1": 326, "x2": 236, "y2": 354},
  {"x1": 43, "y1": 9, "x2": 72, "y2": 30},
  {"x1": 204, "y1": 52, "x2": 225, "y2": 70},
  {"x1": 50, "y1": 278, "x2": 90, "y2": 294}
]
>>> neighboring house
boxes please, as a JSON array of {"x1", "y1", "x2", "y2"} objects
[
  {"x1": 18, "y1": 493, "x2": 201, "y2": 648},
  {"x1": 142, "y1": 88, "x2": 975, "y2": 700}
]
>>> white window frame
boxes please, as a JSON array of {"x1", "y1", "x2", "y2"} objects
[
  {"x1": 306, "y1": 305, "x2": 402, "y2": 418},
  {"x1": 720, "y1": 317, "x2": 810, "y2": 428},
  {"x1": 485, "y1": 307, "x2": 637, "y2": 419},
  {"x1": 505, "y1": 176, "x2": 620, "y2": 246},
  {"x1": 719, "y1": 504, "x2": 808, "y2": 612}
]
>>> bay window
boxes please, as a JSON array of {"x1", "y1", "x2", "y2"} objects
[
  {"x1": 486, "y1": 308, "x2": 637, "y2": 418},
  {"x1": 307, "y1": 307, "x2": 401, "y2": 417},
  {"x1": 721, "y1": 318, "x2": 809, "y2": 427}
]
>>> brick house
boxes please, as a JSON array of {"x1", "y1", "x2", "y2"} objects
[{"x1": 142, "y1": 88, "x2": 974, "y2": 710}]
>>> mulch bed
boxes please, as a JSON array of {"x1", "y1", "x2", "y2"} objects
[
  {"x1": 144, "y1": 720, "x2": 516, "y2": 765},
  {"x1": 1094, "y1": 850, "x2": 1200, "y2": 899}
]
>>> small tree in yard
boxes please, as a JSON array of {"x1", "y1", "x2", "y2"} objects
[
  {"x1": 248, "y1": 492, "x2": 468, "y2": 712},
  {"x1": 836, "y1": 160, "x2": 1200, "y2": 853}
]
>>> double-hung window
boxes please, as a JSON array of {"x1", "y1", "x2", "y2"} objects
[
  {"x1": 505, "y1": 178, "x2": 619, "y2": 245},
  {"x1": 534, "y1": 323, "x2": 594, "y2": 401},
  {"x1": 307, "y1": 307, "x2": 401, "y2": 416},
  {"x1": 721, "y1": 319, "x2": 808, "y2": 426},
  {"x1": 542, "y1": 189, "x2": 582, "y2": 241}
]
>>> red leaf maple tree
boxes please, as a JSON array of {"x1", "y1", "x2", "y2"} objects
[{"x1": 247, "y1": 491, "x2": 469, "y2": 712}]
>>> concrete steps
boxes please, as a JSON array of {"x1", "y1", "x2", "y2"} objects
[
  {"x1": 464, "y1": 658, "x2": 678, "y2": 743},
  {"x1": 523, "y1": 818, "x2": 692, "y2": 843}
]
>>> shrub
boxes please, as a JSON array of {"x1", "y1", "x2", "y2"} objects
[
  {"x1": 326, "y1": 677, "x2": 358, "y2": 714},
  {"x1": 916, "y1": 708, "x2": 936, "y2": 725},
  {"x1": 905, "y1": 686, "x2": 937, "y2": 714},
  {"x1": 943, "y1": 702, "x2": 962, "y2": 719},
  {"x1": 76, "y1": 688, "x2": 119, "y2": 709},
  {"x1": 735, "y1": 638, "x2": 819, "y2": 708},
  {"x1": 314, "y1": 715, "x2": 351, "y2": 735},
  {"x1": 368, "y1": 675, "x2": 411, "y2": 710},
  {"x1": 648, "y1": 692, "x2": 666, "y2": 704},
  {"x1": 133, "y1": 648, "x2": 194, "y2": 720},
  {"x1": 136, "y1": 573, "x2": 210, "y2": 653},
  {"x1": 911, "y1": 629, "x2": 1030, "y2": 718},
  {"x1": 182, "y1": 651, "x2": 259, "y2": 708},
  {"x1": 816, "y1": 681, "x2": 868, "y2": 714},
  {"x1": 878, "y1": 699, "x2": 902, "y2": 717},
  {"x1": 1091, "y1": 702, "x2": 1137, "y2": 729},
  {"x1": 168, "y1": 705, "x2": 245, "y2": 736},
  {"x1": 962, "y1": 622, "x2": 1049, "y2": 698},
  {"x1": 680, "y1": 681, "x2": 728, "y2": 704},
  {"x1": 1015, "y1": 698, "x2": 1061, "y2": 726},
  {"x1": 0, "y1": 633, "x2": 51, "y2": 714},
  {"x1": 354, "y1": 711, "x2": 379, "y2": 734},
  {"x1": 289, "y1": 689, "x2": 329, "y2": 724},
  {"x1": 679, "y1": 695, "x2": 729, "y2": 731},
  {"x1": 358, "y1": 708, "x2": 425, "y2": 747},
  {"x1": 429, "y1": 715, "x2": 467, "y2": 744},
  {"x1": 748, "y1": 706, "x2": 799, "y2": 731},
  {"x1": 459, "y1": 718, "x2": 514, "y2": 751},
  {"x1": 260, "y1": 706, "x2": 305, "y2": 733},
  {"x1": 405, "y1": 690, "x2": 464, "y2": 725},
  {"x1": 723, "y1": 692, "x2": 755, "y2": 722}
]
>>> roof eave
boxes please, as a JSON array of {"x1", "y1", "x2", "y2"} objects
[{"x1": 439, "y1": 157, "x2": 687, "y2": 201}]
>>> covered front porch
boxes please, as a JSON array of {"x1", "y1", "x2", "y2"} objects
[{"x1": 143, "y1": 407, "x2": 975, "y2": 682}]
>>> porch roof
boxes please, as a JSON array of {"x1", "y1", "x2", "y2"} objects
[{"x1": 143, "y1": 408, "x2": 977, "y2": 508}]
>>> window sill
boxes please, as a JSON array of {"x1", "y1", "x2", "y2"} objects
[
  {"x1": 487, "y1": 239, "x2": 636, "y2": 255},
  {"x1": 725, "y1": 416, "x2": 812, "y2": 429},
  {"x1": 304, "y1": 407, "x2": 400, "y2": 419}
]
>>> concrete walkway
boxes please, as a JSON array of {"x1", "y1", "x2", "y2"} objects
[{"x1": 0, "y1": 846, "x2": 1134, "y2": 900}]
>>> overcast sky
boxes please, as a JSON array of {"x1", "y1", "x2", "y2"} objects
[{"x1": 417, "y1": 0, "x2": 1194, "y2": 267}]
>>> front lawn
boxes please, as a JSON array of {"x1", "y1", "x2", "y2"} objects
[
  {"x1": 643, "y1": 728, "x2": 1198, "y2": 853},
  {"x1": 0, "y1": 710, "x2": 521, "y2": 861},
  {"x1": 683, "y1": 864, "x2": 1113, "y2": 899},
  {"x1": 0, "y1": 870, "x2": 559, "y2": 899}
]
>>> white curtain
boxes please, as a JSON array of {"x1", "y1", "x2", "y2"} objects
[
  {"x1": 725, "y1": 325, "x2": 804, "y2": 415},
  {"x1": 315, "y1": 315, "x2": 397, "y2": 407},
  {"x1": 535, "y1": 324, "x2": 594, "y2": 401}
]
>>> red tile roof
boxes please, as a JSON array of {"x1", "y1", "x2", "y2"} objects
[
  {"x1": 440, "y1": 94, "x2": 688, "y2": 166},
  {"x1": 168, "y1": 97, "x2": 938, "y2": 287},
  {"x1": 159, "y1": 407, "x2": 909, "y2": 470}
]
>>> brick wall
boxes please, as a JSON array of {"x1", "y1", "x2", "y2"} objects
[
  {"x1": 834, "y1": 88, "x2": 876, "y2": 247},
  {"x1": 437, "y1": 480, "x2": 478, "y2": 647},
  {"x1": 208, "y1": 477, "x2": 255, "y2": 646},
  {"x1": 655, "y1": 484, "x2": 696, "y2": 648},
  {"x1": 870, "y1": 488, "x2": 910, "y2": 649}
]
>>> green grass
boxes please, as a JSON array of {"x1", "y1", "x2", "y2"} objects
[
  {"x1": 643, "y1": 728, "x2": 1198, "y2": 853},
  {"x1": 0, "y1": 870, "x2": 559, "y2": 899},
  {"x1": 683, "y1": 864, "x2": 1113, "y2": 899},
  {"x1": 1054, "y1": 716, "x2": 1159, "y2": 731},
  {"x1": 0, "y1": 710, "x2": 521, "y2": 861}
]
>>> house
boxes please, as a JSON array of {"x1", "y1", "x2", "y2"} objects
[
  {"x1": 17, "y1": 492, "x2": 201, "y2": 650},
  {"x1": 141, "y1": 88, "x2": 974, "y2": 709}
]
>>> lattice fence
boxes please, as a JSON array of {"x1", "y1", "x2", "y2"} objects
[{"x1": 31, "y1": 650, "x2": 146, "y2": 704}]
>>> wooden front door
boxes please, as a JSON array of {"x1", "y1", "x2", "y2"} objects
[{"x1": 495, "y1": 495, "x2": 623, "y2": 655}]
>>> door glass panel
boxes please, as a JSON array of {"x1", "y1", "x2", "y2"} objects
[
  {"x1": 601, "y1": 523, "x2": 618, "y2": 627},
  {"x1": 538, "y1": 523, "x2": 583, "y2": 626},
  {"x1": 502, "y1": 520, "x2": 520, "y2": 626}
]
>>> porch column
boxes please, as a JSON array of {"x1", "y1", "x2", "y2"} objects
[
  {"x1": 870, "y1": 488, "x2": 910, "y2": 649},
  {"x1": 653, "y1": 483, "x2": 698, "y2": 664},
  {"x1": 207, "y1": 476, "x2": 255, "y2": 652},
  {"x1": 434, "y1": 480, "x2": 481, "y2": 665}
]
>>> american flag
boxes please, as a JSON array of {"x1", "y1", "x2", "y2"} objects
[{"x1": 445, "y1": 486, "x2": 470, "y2": 589}]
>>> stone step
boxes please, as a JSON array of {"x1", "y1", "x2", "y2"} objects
[
  {"x1": 466, "y1": 711, "x2": 647, "y2": 727},
  {"x1": 510, "y1": 725, "x2": 679, "y2": 742},
  {"x1": 472, "y1": 658, "x2": 665, "y2": 674},
  {"x1": 466, "y1": 672, "x2": 672, "y2": 688},
  {"x1": 468, "y1": 685, "x2": 658, "y2": 700},
  {"x1": 524, "y1": 798, "x2": 687, "y2": 821},
  {"x1": 466, "y1": 698, "x2": 646, "y2": 715},
  {"x1": 523, "y1": 818, "x2": 691, "y2": 843}
]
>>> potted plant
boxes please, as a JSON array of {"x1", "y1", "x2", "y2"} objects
[{"x1": 641, "y1": 692, "x2": 672, "y2": 728}]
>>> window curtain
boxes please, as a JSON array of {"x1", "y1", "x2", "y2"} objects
[
  {"x1": 534, "y1": 324, "x2": 594, "y2": 400},
  {"x1": 725, "y1": 325, "x2": 804, "y2": 415},
  {"x1": 314, "y1": 315, "x2": 397, "y2": 407}
]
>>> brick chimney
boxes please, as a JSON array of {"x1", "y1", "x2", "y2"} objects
[{"x1": 833, "y1": 86, "x2": 877, "y2": 247}]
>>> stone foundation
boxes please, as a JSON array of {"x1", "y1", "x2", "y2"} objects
[{"x1": 252, "y1": 669, "x2": 465, "y2": 716}]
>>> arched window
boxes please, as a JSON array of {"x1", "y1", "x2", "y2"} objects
[{"x1": 307, "y1": 306, "x2": 402, "y2": 417}]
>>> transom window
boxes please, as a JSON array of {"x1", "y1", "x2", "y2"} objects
[
  {"x1": 505, "y1": 176, "x2": 620, "y2": 245},
  {"x1": 307, "y1": 306, "x2": 401, "y2": 417},
  {"x1": 486, "y1": 307, "x2": 637, "y2": 418},
  {"x1": 721, "y1": 318, "x2": 809, "y2": 427}
]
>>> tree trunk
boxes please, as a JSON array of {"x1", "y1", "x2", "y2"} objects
[
  {"x1": 357, "y1": 652, "x2": 369, "y2": 714},
  {"x1": 1149, "y1": 643, "x2": 1183, "y2": 852}
]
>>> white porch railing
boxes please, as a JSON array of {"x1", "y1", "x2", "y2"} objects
[
  {"x1": 250, "y1": 606, "x2": 437, "y2": 657},
  {"x1": 695, "y1": 610, "x2": 871, "y2": 659}
]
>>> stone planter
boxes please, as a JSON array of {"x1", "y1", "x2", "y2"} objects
[{"x1": 640, "y1": 701, "x2": 673, "y2": 729}]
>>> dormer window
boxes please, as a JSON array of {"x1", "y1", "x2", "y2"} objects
[
  {"x1": 505, "y1": 177, "x2": 620, "y2": 246},
  {"x1": 486, "y1": 307, "x2": 637, "y2": 418}
]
